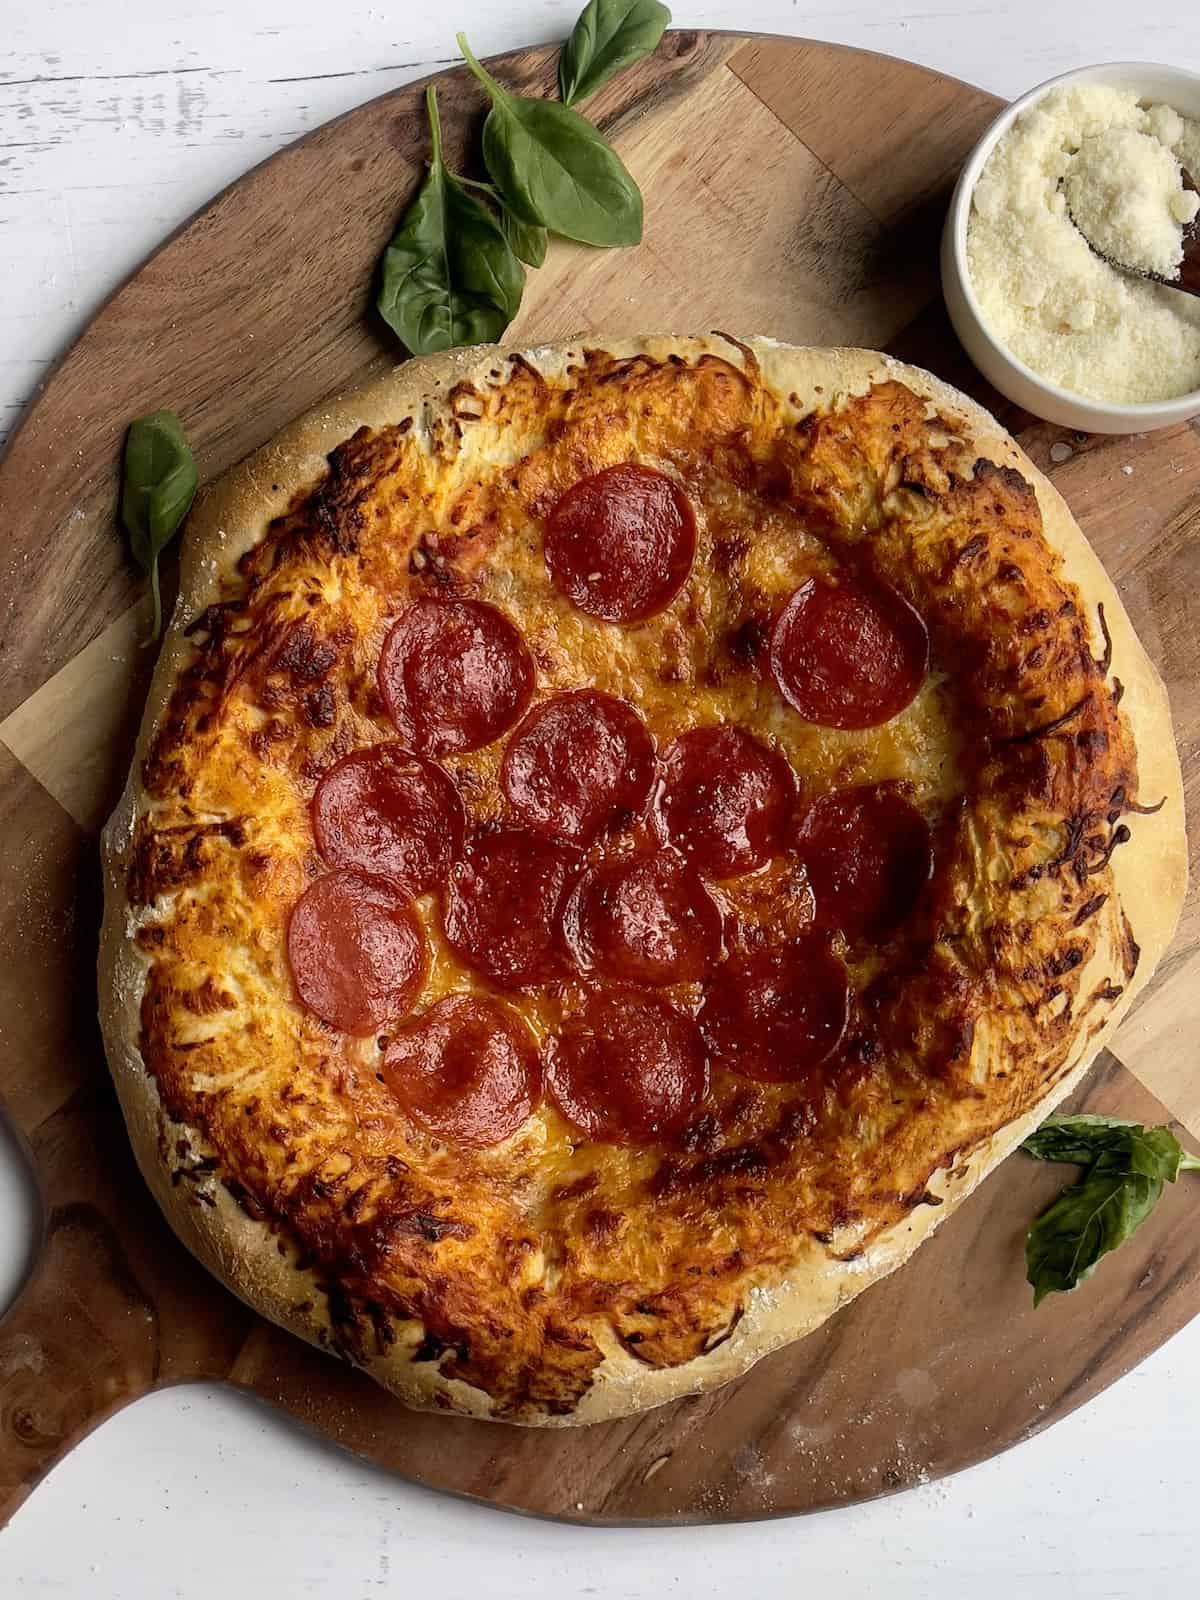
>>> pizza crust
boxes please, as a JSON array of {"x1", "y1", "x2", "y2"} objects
[{"x1": 99, "y1": 336, "x2": 1188, "y2": 1425}]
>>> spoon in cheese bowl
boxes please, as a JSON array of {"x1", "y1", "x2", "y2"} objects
[
  {"x1": 1061, "y1": 131, "x2": 1200, "y2": 297},
  {"x1": 942, "y1": 60, "x2": 1200, "y2": 432}
]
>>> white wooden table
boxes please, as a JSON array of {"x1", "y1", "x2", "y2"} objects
[{"x1": 2, "y1": 2, "x2": 1197, "y2": 1592}]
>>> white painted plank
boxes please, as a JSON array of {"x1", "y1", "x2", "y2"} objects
[{"x1": 3, "y1": 1351, "x2": 1199, "y2": 1599}]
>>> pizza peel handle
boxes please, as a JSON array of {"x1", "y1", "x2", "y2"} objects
[{"x1": 0, "y1": 1081, "x2": 254, "y2": 1530}]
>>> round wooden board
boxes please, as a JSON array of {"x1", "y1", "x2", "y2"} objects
[{"x1": 0, "y1": 32, "x2": 1198, "y2": 1528}]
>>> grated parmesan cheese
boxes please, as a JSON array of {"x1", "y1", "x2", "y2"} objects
[
  {"x1": 966, "y1": 85, "x2": 1200, "y2": 404},
  {"x1": 1064, "y1": 127, "x2": 1198, "y2": 279}
]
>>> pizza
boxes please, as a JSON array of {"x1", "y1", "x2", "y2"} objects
[{"x1": 98, "y1": 335, "x2": 1187, "y2": 1425}]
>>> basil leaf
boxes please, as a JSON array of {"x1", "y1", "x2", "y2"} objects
[
  {"x1": 1026, "y1": 1160, "x2": 1162, "y2": 1305},
  {"x1": 121, "y1": 410, "x2": 198, "y2": 642},
  {"x1": 1129, "y1": 1125, "x2": 1192, "y2": 1183},
  {"x1": 559, "y1": 0, "x2": 671, "y2": 107},
  {"x1": 1022, "y1": 1114, "x2": 1193, "y2": 1183},
  {"x1": 500, "y1": 206, "x2": 548, "y2": 267},
  {"x1": 377, "y1": 85, "x2": 524, "y2": 356},
  {"x1": 1021, "y1": 1112, "x2": 1200, "y2": 1303},
  {"x1": 1021, "y1": 1114, "x2": 1141, "y2": 1167},
  {"x1": 458, "y1": 34, "x2": 643, "y2": 248}
]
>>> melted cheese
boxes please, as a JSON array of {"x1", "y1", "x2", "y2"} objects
[{"x1": 129, "y1": 350, "x2": 1135, "y2": 1415}]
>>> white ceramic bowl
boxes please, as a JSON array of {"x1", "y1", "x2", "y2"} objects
[{"x1": 941, "y1": 61, "x2": 1200, "y2": 434}]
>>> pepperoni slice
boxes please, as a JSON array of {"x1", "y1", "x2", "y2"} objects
[
  {"x1": 381, "y1": 995, "x2": 540, "y2": 1148},
  {"x1": 562, "y1": 851, "x2": 722, "y2": 987},
  {"x1": 500, "y1": 690, "x2": 655, "y2": 845},
  {"x1": 656, "y1": 725, "x2": 795, "y2": 878},
  {"x1": 287, "y1": 870, "x2": 427, "y2": 1035},
  {"x1": 378, "y1": 597, "x2": 535, "y2": 757},
  {"x1": 698, "y1": 936, "x2": 849, "y2": 1082},
  {"x1": 543, "y1": 464, "x2": 696, "y2": 624},
  {"x1": 311, "y1": 744, "x2": 465, "y2": 895},
  {"x1": 545, "y1": 989, "x2": 708, "y2": 1146},
  {"x1": 443, "y1": 828, "x2": 579, "y2": 988},
  {"x1": 769, "y1": 574, "x2": 928, "y2": 730},
  {"x1": 791, "y1": 785, "x2": 933, "y2": 942}
]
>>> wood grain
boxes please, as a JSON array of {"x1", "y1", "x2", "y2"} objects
[
  {"x1": 0, "y1": 32, "x2": 1196, "y2": 1529},
  {"x1": 727, "y1": 40, "x2": 1001, "y2": 225},
  {"x1": 0, "y1": 747, "x2": 97, "y2": 1131}
]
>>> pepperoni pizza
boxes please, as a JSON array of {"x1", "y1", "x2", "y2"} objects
[{"x1": 99, "y1": 337, "x2": 1187, "y2": 1424}]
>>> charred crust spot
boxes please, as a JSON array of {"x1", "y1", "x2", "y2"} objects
[
  {"x1": 1094, "y1": 602, "x2": 1114, "y2": 676},
  {"x1": 222, "y1": 1178, "x2": 266, "y2": 1222},
  {"x1": 1073, "y1": 893, "x2": 1108, "y2": 927},
  {"x1": 1049, "y1": 815, "x2": 1088, "y2": 873},
  {"x1": 412, "y1": 1330, "x2": 469, "y2": 1365},
  {"x1": 689, "y1": 1144, "x2": 772, "y2": 1186},
  {"x1": 647, "y1": 1160, "x2": 683, "y2": 1200},
  {"x1": 970, "y1": 456, "x2": 1037, "y2": 504},
  {"x1": 584, "y1": 1208, "x2": 622, "y2": 1243},
  {"x1": 1090, "y1": 980, "x2": 1125, "y2": 1005},
  {"x1": 391, "y1": 1209, "x2": 473, "y2": 1245},
  {"x1": 711, "y1": 534, "x2": 749, "y2": 574},
  {"x1": 1085, "y1": 823, "x2": 1131, "y2": 876},
  {"x1": 894, "y1": 1183, "x2": 943, "y2": 1212},
  {"x1": 1001, "y1": 693, "x2": 1092, "y2": 746},
  {"x1": 448, "y1": 381, "x2": 485, "y2": 422},
  {"x1": 506, "y1": 351, "x2": 549, "y2": 388},
  {"x1": 408, "y1": 532, "x2": 454, "y2": 583},
  {"x1": 180, "y1": 977, "x2": 238, "y2": 1015},
  {"x1": 273, "y1": 621, "x2": 339, "y2": 683},
  {"x1": 302, "y1": 683, "x2": 337, "y2": 728},
  {"x1": 128, "y1": 817, "x2": 246, "y2": 906},
  {"x1": 249, "y1": 721, "x2": 287, "y2": 759},
  {"x1": 772, "y1": 1100, "x2": 818, "y2": 1145},
  {"x1": 552, "y1": 1174, "x2": 598, "y2": 1204},
  {"x1": 676, "y1": 1114, "x2": 723, "y2": 1155},
  {"x1": 185, "y1": 595, "x2": 249, "y2": 639},
  {"x1": 1045, "y1": 945, "x2": 1084, "y2": 979},
  {"x1": 1076, "y1": 728, "x2": 1109, "y2": 757},
  {"x1": 725, "y1": 616, "x2": 768, "y2": 667},
  {"x1": 170, "y1": 1153, "x2": 219, "y2": 1187},
  {"x1": 1120, "y1": 789, "x2": 1166, "y2": 816},
  {"x1": 702, "y1": 1303, "x2": 744, "y2": 1353}
]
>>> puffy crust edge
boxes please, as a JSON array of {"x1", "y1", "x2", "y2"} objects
[{"x1": 98, "y1": 336, "x2": 1188, "y2": 1426}]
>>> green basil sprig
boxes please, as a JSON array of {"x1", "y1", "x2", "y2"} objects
[
  {"x1": 374, "y1": 5, "x2": 664, "y2": 355},
  {"x1": 457, "y1": 33, "x2": 643, "y2": 248},
  {"x1": 1022, "y1": 1114, "x2": 1199, "y2": 1304},
  {"x1": 377, "y1": 86, "x2": 524, "y2": 355},
  {"x1": 121, "y1": 410, "x2": 198, "y2": 642},
  {"x1": 559, "y1": 0, "x2": 670, "y2": 107}
]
